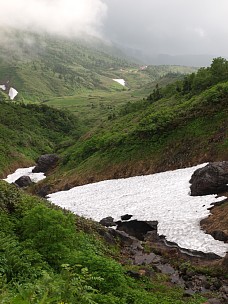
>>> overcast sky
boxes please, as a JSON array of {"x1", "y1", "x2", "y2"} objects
[
  {"x1": 103, "y1": 0, "x2": 228, "y2": 56},
  {"x1": 0, "y1": 0, "x2": 228, "y2": 56}
]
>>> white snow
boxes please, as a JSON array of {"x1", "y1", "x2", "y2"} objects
[
  {"x1": 8, "y1": 87, "x2": 18, "y2": 100},
  {"x1": 113, "y1": 79, "x2": 126, "y2": 86},
  {"x1": 48, "y1": 164, "x2": 228, "y2": 257},
  {"x1": 0, "y1": 84, "x2": 6, "y2": 91},
  {"x1": 3, "y1": 166, "x2": 46, "y2": 183}
]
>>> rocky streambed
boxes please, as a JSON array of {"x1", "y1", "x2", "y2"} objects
[{"x1": 98, "y1": 216, "x2": 228, "y2": 303}]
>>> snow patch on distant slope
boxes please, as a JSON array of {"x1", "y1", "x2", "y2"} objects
[
  {"x1": 3, "y1": 167, "x2": 46, "y2": 183},
  {"x1": 9, "y1": 87, "x2": 18, "y2": 100},
  {"x1": 48, "y1": 164, "x2": 228, "y2": 257},
  {"x1": 0, "y1": 85, "x2": 19, "y2": 100},
  {"x1": 113, "y1": 79, "x2": 126, "y2": 86}
]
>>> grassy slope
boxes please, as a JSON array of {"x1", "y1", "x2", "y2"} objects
[
  {"x1": 43, "y1": 80, "x2": 228, "y2": 192},
  {"x1": 0, "y1": 31, "x2": 196, "y2": 102},
  {"x1": 0, "y1": 101, "x2": 80, "y2": 177},
  {"x1": 0, "y1": 32, "x2": 198, "y2": 177},
  {"x1": 0, "y1": 34, "x2": 227, "y2": 303},
  {"x1": 0, "y1": 181, "x2": 208, "y2": 304}
]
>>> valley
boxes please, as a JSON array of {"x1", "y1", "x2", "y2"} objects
[{"x1": 0, "y1": 32, "x2": 227, "y2": 304}]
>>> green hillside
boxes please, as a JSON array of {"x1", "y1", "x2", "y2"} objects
[
  {"x1": 0, "y1": 31, "x2": 196, "y2": 102},
  {"x1": 0, "y1": 101, "x2": 80, "y2": 177},
  {"x1": 0, "y1": 33, "x2": 227, "y2": 304},
  {"x1": 0, "y1": 181, "x2": 207, "y2": 304},
  {"x1": 42, "y1": 58, "x2": 228, "y2": 191}
]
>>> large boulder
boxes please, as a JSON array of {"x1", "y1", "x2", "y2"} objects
[
  {"x1": 116, "y1": 220, "x2": 158, "y2": 240},
  {"x1": 32, "y1": 154, "x2": 59, "y2": 173},
  {"x1": 99, "y1": 216, "x2": 117, "y2": 227},
  {"x1": 189, "y1": 162, "x2": 228, "y2": 196},
  {"x1": 15, "y1": 176, "x2": 33, "y2": 188}
]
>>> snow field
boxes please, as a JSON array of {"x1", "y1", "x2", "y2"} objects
[
  {"x1": 3, "y1": 164, "x2": 228, "y2": 257},
  {"x1": 48, "y1": 164, "x2": 228, "y2": 257},
  {"x1": 3, "y1": 166, "x2": 46, "y2": 183}
]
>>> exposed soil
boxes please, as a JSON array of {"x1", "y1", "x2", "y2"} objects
[
  {"x1": 36, "y1": 148, "x2": 228, "y2": 195},
  {"x1": 201, "y1": 194, "x2": 228, "y2": 243}
]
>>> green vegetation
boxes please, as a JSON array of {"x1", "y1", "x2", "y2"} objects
[
  {"x1": 0, "y1": 31, "x2": 196, "y2": 102},
  {"x1": 0, "y1": 32, "x2": 227, "y2": 303},
  {"x1": 0, "y1": 101, "x2": 80, "y2": 177},
  {"x1": 0, "y1": 181, "x2": 206, "y2": 303},
  {"x1": 47, "y1": 57, "x2": 227, "y2": 189}
]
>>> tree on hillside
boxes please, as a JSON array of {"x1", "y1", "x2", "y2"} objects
[
  {"x1": 147, "y1": 83, "x2": 163, "y2": 102},
  {"x1": 210, "y1": 57, "x2": 228, "y2": 83}
]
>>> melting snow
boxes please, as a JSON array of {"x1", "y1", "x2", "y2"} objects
[
  {"x1": 113, "y1": 79, "x2": 126, "y2": 86},
  {"x1": 3, "y1": 166, "x2": 46, "y2": 183},
  {"x1": 0, "y1": 84, "x2": 6, "y2": 90},
  {"x1": 48, "y1": 164, "x2": 228, "y2": 257},
  {"x1": 9, "y1": 87, "x2": 18, "y2": 100}
]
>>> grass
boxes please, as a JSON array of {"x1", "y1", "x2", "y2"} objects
[
  {"x1": 41, "y1": 80, "x2": 228, "y2": 193},
  {"x1": 46, "y1": 89, "x2": 139, "y2": 131},
  {"x1": 0, "y1": 102, "x2": 80, "y2": 178},
  {"x1": 0, "y1": 181, "x2": 207, "y2": 304},
  {"x1": 0, "y1": 33, "x2": 227, "y2": 304},
  {"x1": 0, "y1": 30, "x2": 197, "y2": 103}
]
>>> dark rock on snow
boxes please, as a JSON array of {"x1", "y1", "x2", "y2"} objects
[
  {"x1": 190, "y1": 161, "x2": 228, "y2": 196},
  {"x1": 32, "y1": 154, "x2": 59, "y2": 173},
  {"x1": 116, "y1": 220, "x2": 158, "y2": 240},
  {"x1": 99, "y1": 216, "x2": 117, "y2": 227},
  {"x1": 121, "y1": 214, "x2": 133, "y2": 221},
  {"x1": 14, "y1": 176, "x2": 33, "y2": 187}
]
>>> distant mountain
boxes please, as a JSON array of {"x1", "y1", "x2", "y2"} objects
[
  {"x1": 0, "y1": 31, "x2": 135, "y2": 101},
  {"x1": 0, "y1": 31, "x2": 197, "y2": 101},
  {"x1": 117, "y1": 45, "x2": 222, "y2": 67},
  {"x1": 144, "y1": 54, "x2": 220, "y2": 67}
]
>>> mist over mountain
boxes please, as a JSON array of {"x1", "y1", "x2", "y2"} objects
[
  {"x1": 104, "y1": 0, "x2": 228, "y2": 67},
  {"x1": 1, "y1": 1, "x2": 228, "y2": 67},
  {"x1": 115, "y1": 46, "x2": 219, "y2": 67},
  {"x1": 0, "y1": 0, "x2": 106, "y2": 38}
]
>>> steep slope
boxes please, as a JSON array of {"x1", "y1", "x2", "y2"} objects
[
  {"x1": 0, "y1": 181, "x2": 209, "y2": 304},
  {"x1": 41, "y1": 58, "x2": 228, "y2": 192},
  {"x1": 0, "y1": 101, "x2": 80, "y2": 177}
]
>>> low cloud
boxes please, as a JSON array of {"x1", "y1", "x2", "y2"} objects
[
  {"x1": 103, "y1": 0, "x2": 228, "y2": 56},
  {"x1": 0, "y1": 0, "x2": 107, "y2": 38}
]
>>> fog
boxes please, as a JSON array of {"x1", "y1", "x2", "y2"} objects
[
  {"x1": 0, "y1": 0, "x2": 107, "y2": 38},
  {"x1": 0, "y1": 0, "x2": 228, "y2": 65},
  {"x1": 103, "y1": 0, "x2": 228, "y2": 57}
]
